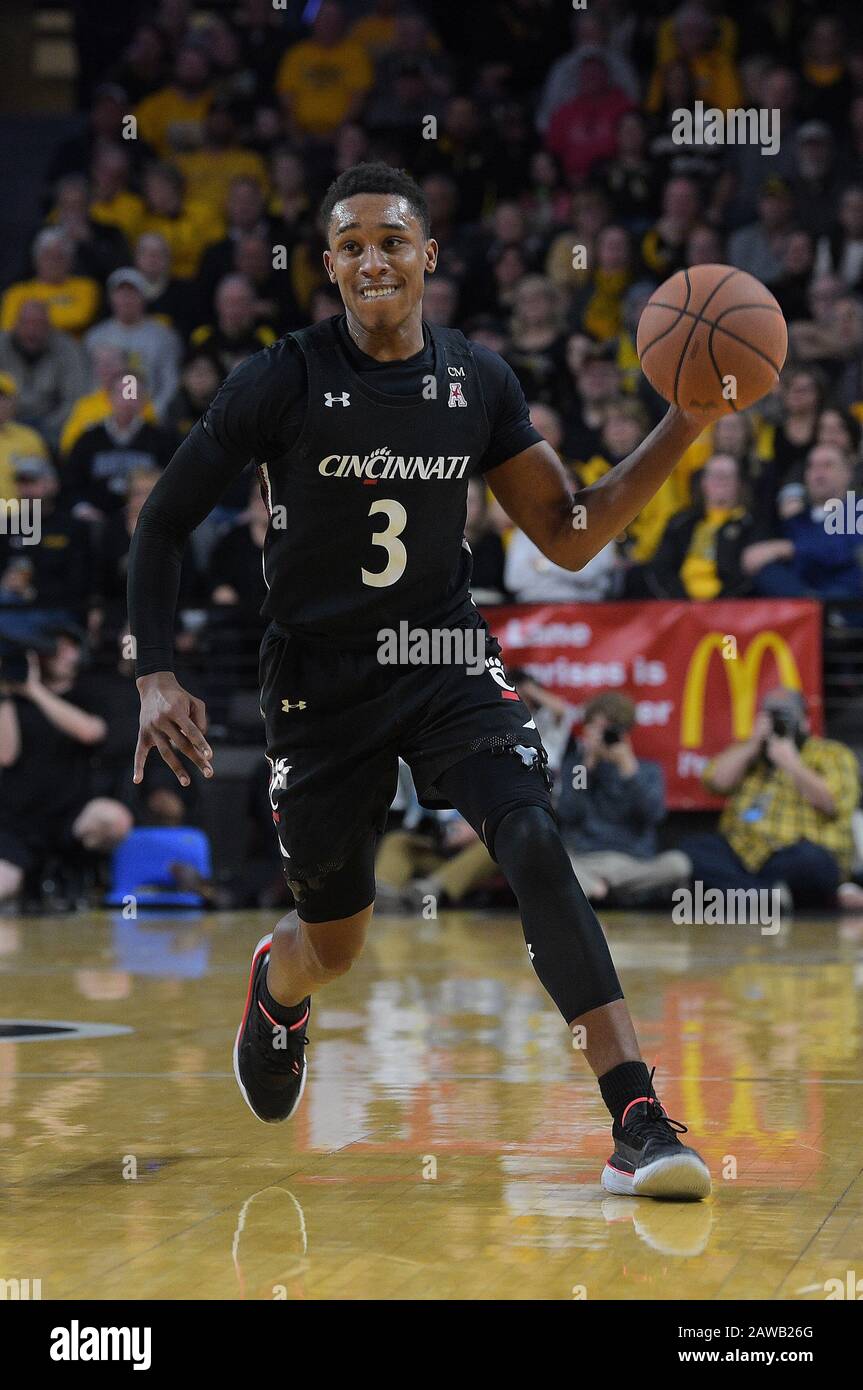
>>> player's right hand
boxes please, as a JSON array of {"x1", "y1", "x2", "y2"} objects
[{"x1": 133, "y1": 671, "x2": 213, "y2": 787}]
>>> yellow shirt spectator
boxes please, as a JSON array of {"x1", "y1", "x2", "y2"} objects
[
  {"x1": 90, "y1": 191, "x2": 146, "y2": 246},
  {"x1": 175, "y1": 147, "x2": 269, "y2": 220},
  {"x1": 705, "y1": 736, "x2": 859, "y2": 877},
  {"x1": 679, "y1": 506, "x2": 744, "y2": 599},
  {"x1": 0, "y1": 422, "x2": 49, "y2": 498},
  {"x1": 0, "y1": 276, "x2": 100, "y2": 336},
  {"x1": 276, "y1": 37, "x2": 373, "y2": 137},
  {"x1": 138, "y1": 200, "x2": 222, "y2": 280},
  {"x1": 59, "y1": 387, "x2": 158, "y2": 457},
  {"x1": 134, "y1": 86, "x2": 213, "y2": 157}
]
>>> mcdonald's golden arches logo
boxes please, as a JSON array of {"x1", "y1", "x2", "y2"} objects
[{"x1": 680, "y1": 631, "x2": 802, "y2": 748}]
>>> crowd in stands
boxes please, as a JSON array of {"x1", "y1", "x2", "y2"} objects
[{"x1": 2, "y1": 0, "x2": 863, "y2": 909}]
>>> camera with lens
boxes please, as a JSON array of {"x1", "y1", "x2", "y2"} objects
[{"x1": 602, "y1": 724, "x2": 624, "y2": 746}]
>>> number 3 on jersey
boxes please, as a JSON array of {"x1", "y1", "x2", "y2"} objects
[{"x1": 362, "y1": 498, "x2": 407, "y2": 588}]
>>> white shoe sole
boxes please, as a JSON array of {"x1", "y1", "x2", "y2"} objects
[
  {"x1": 601, "y1": 1152, "x2": 711, "y2": 1201},
  {"x1": 233, "y1": 932, "x2": 308, "y2": 1124}
]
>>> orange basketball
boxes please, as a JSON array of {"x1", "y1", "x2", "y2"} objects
[{"x1": 636, "y1": 263, "x2": 788, "y2": 418}]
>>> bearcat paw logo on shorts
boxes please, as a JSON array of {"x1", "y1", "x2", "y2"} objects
[{"x1": 485, "y1": 655, "x2": 518, "y2": 698}]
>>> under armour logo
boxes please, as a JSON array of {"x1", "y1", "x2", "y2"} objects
[
  {"x1": 448, "y1": 382, "x2": 467, "y2": 408},
  {"x1": 527, "y1": 943, "x2": 535, "y2": 960},
  {"x1": 324, "y1": 391, "x2": 351, "y2": 407},
  {"x1": 281, "y1": 700, "x2": 307, "y2": 712}
]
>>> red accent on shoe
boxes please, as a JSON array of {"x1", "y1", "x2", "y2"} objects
[
  {"x1": 501, "y1": 689, "x2": 519, "y2": 700},
  {"x1": 238, "y1": 937, "x2": 272, "y2": 1042},
  {"x1": 257, "y1": 999, "x2": 309, "y2": 1032},
  {"x1": 621, "y1": 1094, "x2": 656, "y2": 1126}
]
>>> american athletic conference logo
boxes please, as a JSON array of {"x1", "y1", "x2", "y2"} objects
[{"x1": 318, "y1": 446, "x2": 471, "y2": 480}]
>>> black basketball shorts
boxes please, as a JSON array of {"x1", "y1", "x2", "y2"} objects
[{"x1": 259, "y1": 611, "x2": 552, "y2": 882}]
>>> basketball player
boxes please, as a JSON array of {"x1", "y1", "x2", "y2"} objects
[{"x1": 128, "y1": 164, "x2": 718, "y2": 1200}]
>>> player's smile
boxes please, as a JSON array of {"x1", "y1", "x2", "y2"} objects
[{"x1": 323, "y1": 192, "x2": 437, "y2": 357}]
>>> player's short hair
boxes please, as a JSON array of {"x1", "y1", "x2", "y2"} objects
[{"x1": 318, "y1": 161, "x2": 430, "y2": 241}]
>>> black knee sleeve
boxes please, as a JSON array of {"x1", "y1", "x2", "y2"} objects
[
  {"x1": 433, "y1": 743, "x2": 555, "y2": 860},
  {"x1": 494, "y1": 805, "x2": 623, "y2": 1024},
  {"x1": 286, "y1": 833, "x2": 377, "y2": 923}
]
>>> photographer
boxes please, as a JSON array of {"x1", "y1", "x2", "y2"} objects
[
  {"x1": 0, "y1": 625, "x2": 132, "y2": 904},
  {"x1": 557, "y1": 691, "x2": 688, "y2": 905},
  {"x1": 680, "y1": 687, "x2": 863, "y2": 910}
]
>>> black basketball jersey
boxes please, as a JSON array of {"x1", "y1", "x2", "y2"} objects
[{"x1": 257, "y1": 316, "x2": 493, "y2": 643}]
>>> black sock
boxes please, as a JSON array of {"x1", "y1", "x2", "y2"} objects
[
  {"x1": 259, "y1": 969, "x2": 308, "y2": 1027},
  {"x1": 599, "y1": 1060, "x2": 653, "y2": 1125}
]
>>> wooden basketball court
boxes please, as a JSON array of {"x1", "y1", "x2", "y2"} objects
[{"x1": 1, "y1": 907, "x2": 861, "y2": 1301}]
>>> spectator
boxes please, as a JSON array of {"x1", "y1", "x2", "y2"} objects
[
  {"x1": 60, "y1": 345, "x2": 159, "y2": 457},
  {"x1": 569, "y1": 224, "x2": 635, "y2": 343},
  {"x1": 94, "y1": 465, "x2": 201, "y2": 642},
  {"x1": 132, "y1": 232, "x2": 197, "y2": 336},
  {"x1": 174, "y1": 102, "x2": 269, "y2": 222},
  {"x1": 205, "y1": 477, "x2": 267, "y2": 617},
  {"x1": 163, "y1": 349, "x2": 221, "y2": 438},
  {"x1": 545, "y1": 186, "x2": 612, "y2": 292},
  {"x1": 505, "y1": 524, "x2": 620, "y2": 603},
  {"x1": 772, "y1": 229, "x2": 816, "y2": 324},
  {"x1": 189, "y1": 274, "x2": 277, "y2": 376},
  {"x1": 681, "y1": 688, "x2": 863, "y2": 910},
  {"x1": 197, "y1": 175, "x2": 281, "y2": 303},
  {"x1": 45, "y1": 173, "x2": 130, "y2": 284},
  {"x1": 594, "y1": 110, "x2": 660, "y2": 234},
  {"x1": 744, "y1": 444, "x2": 863, "y2": 601},
  {"x1": 88, "y1": 145, "x2": 145, "y2": 248},
  {"x1": 138, "y1": 163, "x2": 219, "y2": 282},
  {"x1": 109, "y1": 22, "x2": 168, "y2": 105},
  {"x1": 641, "y1": 177, "x2": 702, "y2": 281},
  {"x1": 562, "y1": 341, "x2": 623, "y2": 464},
  {"x1": 0, "y1": 457, "x2": 92, "y2": 624},
  {"x1": 578, "y1": 398, "x2": 680, "y2": 569},
  {"x1": 62, "y1": 376, "x2": 177, "y2": 518},
  {"x1": 0, "y1": 230, "x2": 100, "y2": 336},
  {"x1": 814, "y1": 185, "x2": 863, "y2": 291},
  {"x1": 816, "y1": 408, "x2": 862, "y2": 463},
  {"x1": 557, "y1": 692, "x2": 688, "y2": 905},
  {"x1": 84, "y1": 267, "x2": 181, "y2": 420},
  {"x1": 48, "y1": 83, "x2": 133, "y2": 181},
  {"x1": 791, "y1": 122, "x2": 843, "y2": 239},
  {"x1": 377, "y1": 801, "x2": 499, "y2": 912},
  {"x1": 646, "y1": 3, "x2": 742, "y2": 115},
  {"x1": 645, "y1": 453, "x2": 756, "y2": 599},
  {"x1": 727, "y1": 178, "x2": 795, "y2": 288},
  {"x1": 134, "y1": 42, "x2": 214, "y2": 158},
  {"x1": 465, "y1": 477, "x2": 507, "y2": 605},
  {"x1": 503, "y1": 276, "x2": 570, "y2": 406},
  {"x1": 0, "y1": 627, "x2": 133, "y2": 905},
  {"x1": 536, "y1": 13, "x2": 638, "y2": 133},
  {"x1": 0, "y1": 375, "x2": 50, "y2": 499},
  {"x1": 545, "y1": 51, "x2": 635, "y2": 184},
  {"x1": 275, "y1": 1, "x2": 373, "y2": 143},
  {"x1": 422, "y1": 96, "x2": 500, "y2": 222},
  {"x1": 754, "y1": 366, "x2": 824, "y2": 525},
  {"x1": 0, "y1": 301, "x2": 87, "y2": 448}
]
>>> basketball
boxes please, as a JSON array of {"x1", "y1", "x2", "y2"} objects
[{"x1": 636, "y1": 264, "x2": 788, "y2": 418}]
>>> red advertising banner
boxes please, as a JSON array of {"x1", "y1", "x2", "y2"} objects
[{"x1": 486, "y1": 600, "x2": 823, "y2": 809}]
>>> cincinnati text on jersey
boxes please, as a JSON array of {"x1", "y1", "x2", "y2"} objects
[{"x1": 317, "y1": 449, "x2": 472, "y2": 480}]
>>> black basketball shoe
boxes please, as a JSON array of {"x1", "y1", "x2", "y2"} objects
[
  {"x1": 233, "y1": 934, "x2": 310, "y2": 1123},
  {"x1": 601, "y1": 1069, "x2": 711, "y2": 1200}
]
